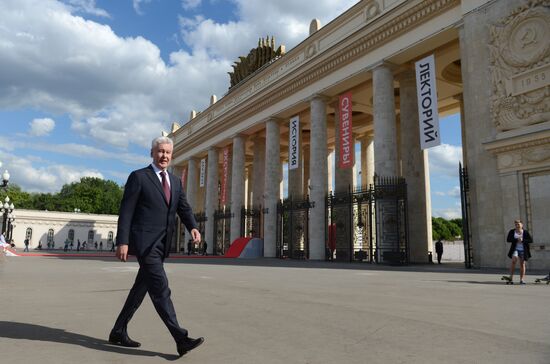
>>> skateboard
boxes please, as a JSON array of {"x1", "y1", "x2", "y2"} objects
[
  {"x1": 501, "y1": 275, "x2": 513, "y2": 284},
  {"x1": 534, "y1": 273, "x2": 550, "y2": 285}
]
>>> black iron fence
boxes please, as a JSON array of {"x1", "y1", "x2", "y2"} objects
[
  {"x1": 459, "y1": 162, "x2": 473, "y2": 268},
  {"x1": 327, "y1": 186, "x2": 375, "y2": 262},
  {"x1": 326, "y1": 176, "x2": 408, "y2": 264},
  {"x1": 276, "y1": 197, "x2": 313, "y2": 259},
  {"x1": 213, "y1": 207, "x2": 232, "y2": 256},
  {"x1": 241, "y1": 206, "x2": 262, "y2": 238}
]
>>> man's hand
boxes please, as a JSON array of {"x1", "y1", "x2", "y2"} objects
[
  {"x1": 191, "y1": 229, "x2": 201, "y2": 244},
  {"x1": 116, "y1": 244, "x2": 129, "y2": 262}
]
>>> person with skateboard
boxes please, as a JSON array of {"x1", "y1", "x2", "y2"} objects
[{"x1": 502, "y1": 220, "x2": 532, "y2": 285}]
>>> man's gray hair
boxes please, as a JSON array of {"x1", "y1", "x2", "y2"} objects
[{"x1": 151, "y1": 136, "x2": 173, "y2": 149}]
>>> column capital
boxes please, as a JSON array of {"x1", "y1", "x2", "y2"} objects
[
  {"x1": 231, "y1": 132, "x2": 248, "y2": 141},
  {"x1": 265, "y1": 116, "x2": 284, "y2": 126},
  {"x1": 186, "y1": 156, "x2": 199, "y2": 163},
  {"x1": 306, "y1": 93, "x2": 331, "y2": 103},
  {"x1": 369, "y1": 60, "x2": 399, "y2": 72},
  {"x1": 207, "y1": 145, "x2": 219, "y2": 152}
]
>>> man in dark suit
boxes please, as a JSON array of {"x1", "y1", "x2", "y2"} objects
[{"x1": 109, "y1": 136, "x2": 204, "y2": 357}]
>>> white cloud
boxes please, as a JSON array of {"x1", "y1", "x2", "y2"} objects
[
  {"x1": 434, "y1": 186, "x2": 461, "y2": 198},
  {"x1": 178, "y1": 0, "x2": 358, "y2": 62},
  {"x1": 62, "y1": 0, "x2": 110, "y2": 18},
  {"x1": 181, "y1": 0, "x2": 201, "y2": 10},
  {"x1": 29, "y1": 118, "x2": 55, "y2": 136},
  {"x1": 133, "y1": 0, "x2": 152, "y2": 15},
  {"x1": 432, "y1": 207, "x2": 462, "y2": 220},
  {"x1": 0, "y1": 0, "x2": 359, "y2": 152},
  {"x1": 428, "y1": 144, "x2": 463, "y2": 178},
  {"x1": 0, "y1": 151, "x2": 103, "y2": 193}
]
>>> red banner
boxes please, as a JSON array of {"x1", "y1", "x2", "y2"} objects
[
  {"x1": 181, "y1": 166, "x2": 187, "y2": 192},
  {"x1": 338, "y1": 92, "x2": 353, "y2": 169},
  {"x1": 221, "y1": 147, "x2": 230, "y2": 204}
]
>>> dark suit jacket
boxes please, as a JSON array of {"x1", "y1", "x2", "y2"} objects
[
  {"x1": 116, "y1": 165, "x2": 198, "y2": 258},
  {"x1": 506, "y1": 229, "x2": 532, "y2": 261}
]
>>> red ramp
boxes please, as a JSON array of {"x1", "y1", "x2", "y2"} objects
[{"x1": 224, "y1": 237, "x2": 252, "y2": 258}]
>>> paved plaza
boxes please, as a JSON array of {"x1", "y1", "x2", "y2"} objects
[{"x1": 1, "y1": 255, "x2": 549, "y2": 363}]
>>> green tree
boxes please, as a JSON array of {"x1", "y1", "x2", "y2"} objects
[
  {"x1": 432, "y1": 217, "x2": 452, "y2": 241},
  {"x1": 432, "y1": 217, "x2": 463, "y2": 241},
  {"x1": 1, "y1": 178, "x2": 123, "y2": 215},
  {"x1": 0, "y1": 184, "x2": 33, "y2": 208},
  {"x1": 57, "y1": 177, "x2": 123, "y2": 214}
]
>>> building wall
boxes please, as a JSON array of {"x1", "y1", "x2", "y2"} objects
[{"x1": 8, "y1": 209, "x2": 118, "y2": 250}]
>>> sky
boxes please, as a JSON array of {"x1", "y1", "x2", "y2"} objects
[{"x1": 0, "y1": 0, "x2": 463, "y2": 219}]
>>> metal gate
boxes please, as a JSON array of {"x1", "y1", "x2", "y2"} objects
[
  {"x1": 327, "y1": 186, "x2": 376, "y2": 262},
  {"x1": 276, "y1": 197, "x2": 312, "y2": 259},
  {"x1": 241, "y1": 206, "x2": 262, "y2": 238},
  {"x1": 374, "y1": 176, "x2": 408, "y2": 265},
  {"x1": 213, "y1": 207, "x2": 232, "y2": 256},
  {"x1": 194, "y1": 211, "x2": 207, "y2": 239},
  {"x1": 459, "y1": 162, "x2": 473, "y2": 268}
]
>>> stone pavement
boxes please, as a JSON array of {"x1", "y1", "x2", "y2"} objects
[{"x1": 1, "y1": 255, "x2": 549, "y2": 364}]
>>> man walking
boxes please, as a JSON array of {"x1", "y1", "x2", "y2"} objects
[{"x1": 109, "y1": 136, "x2": 204, "y2": 357}]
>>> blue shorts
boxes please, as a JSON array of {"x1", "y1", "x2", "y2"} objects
[{"x1": 512, "y1": 250, "x2": 525, "y2": 259}]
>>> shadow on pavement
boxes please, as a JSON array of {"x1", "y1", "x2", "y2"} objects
[{"x1": 0, "y1": 321, "x2": 179, "y2": 361}]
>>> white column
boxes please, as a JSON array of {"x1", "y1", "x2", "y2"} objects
[
  {"x1": 185, "y1": 158, "x2": 199, "y2": 245},
  {"x1": 309, "y1": 95, "x2": 328, "y2": 260},
  {"x1": 252, "y1": 136, "x2": 266, "y2": 209},
  {"x1": 230, "y1": 134, "x2": 246, "y2": 243},
  {"x1": 302, "y1": 144, "x2": 310, "y2": 198},
  {"x1": 264, "y1": 118, "x2": 281, "y2": 257},
  {"x1": 399, "y1": 70, "x2": 433, "y2": 262},
  {"x1": 205, "y1": 147, "x2": 219, "y2": 255},
  {"x1": 360, "y1": 134, "x2": 374, "y2": 187},
  {"x1": 373, "y1": 63, "x2": 398, "y2": 176}
]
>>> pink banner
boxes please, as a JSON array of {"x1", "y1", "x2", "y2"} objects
[
  {"x1": 221, "y1": 147, "x2": 230, "y2": 204},
  {"x1": 338, "y1": 92, "x2": 353, "y2": 169}
]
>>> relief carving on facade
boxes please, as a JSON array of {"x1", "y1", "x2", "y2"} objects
[
  {"x1": 497, "y1": 138, "x2": 550, "y2": 170},
  {"x1": 489, "y1": 1, "x2": 550, "y2": 131}
]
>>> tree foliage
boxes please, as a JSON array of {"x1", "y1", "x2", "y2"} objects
[
  {"x1": 0, "y1": 178, "x2": 123, "y2": 215},
  {"x1": 432, "y1": 217, "x2": 463, "y2": 241}
]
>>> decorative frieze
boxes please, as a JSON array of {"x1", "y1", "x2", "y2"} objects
[{"x1": 489, "y1": 0, "x2": 550, "y2": 131}]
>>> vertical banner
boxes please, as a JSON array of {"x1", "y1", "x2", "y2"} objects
[
  {"x1": 415, "y1": 54, "x2": 441, "y2": 149},
  {"x1": 288, "y1": 116, "x2": 300, "y2": 170},
  {"x1": 199, "y1": 158, "x2": 206, "y2": 187},
  {"x1": 338, "y1": 92, "x2": 353, "y2": 169},
  {"x1": 221, "y1": 147, "x2": 230, "y2": 204},
  {"x1": 181, "y1": 165, "x2": 188, "y2": 190}
]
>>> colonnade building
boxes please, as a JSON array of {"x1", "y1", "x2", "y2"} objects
[{"x1": 168, "y1": 0, "x2": 550, "y2": 269}]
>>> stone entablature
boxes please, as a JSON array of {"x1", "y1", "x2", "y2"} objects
[
  {"x1": 489, "y1": 0, "x2": 550, "y2": 131},
  {"x1": 172, "y1": 0, "x2": 460, "y2": 161}
]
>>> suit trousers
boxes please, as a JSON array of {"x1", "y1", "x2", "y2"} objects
[{"x1": 113, "y1": 239, "x2": 188, "y2": 342}]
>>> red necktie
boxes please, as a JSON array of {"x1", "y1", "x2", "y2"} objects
[{"x1": 160, "y1": 171, "x2": 171, "y2": 203}]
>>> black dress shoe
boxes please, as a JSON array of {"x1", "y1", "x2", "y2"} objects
[
  {"x1": 108, "y1": 330, "x2": 141, "y2": 348},
  {"x1": 177, "y1": 337, "x2": 204, "y2": 356}
]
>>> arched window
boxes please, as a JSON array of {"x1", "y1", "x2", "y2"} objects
[
  {"x1": 25, "y1": 227, "x2": 32, "y2": 241},
  {"x1": 88, "y1": 230, "x2": 94, "y2": 244},
  {"x1": 108, "y1": 231, "x2": 114, "y2": 243},
  {"x1": 47, "y1": 229, "x2": 54, "y2": 243},
  {"x1": 68, "y1": 229, "x2": 75, "y2": 243}
]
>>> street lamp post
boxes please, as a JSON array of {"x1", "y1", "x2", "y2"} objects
[
  {"x1": 0, "y1": 161, "x2": 10, "y2": 189},
  {"x1": 1, "y1": 197, "x2": 14, "y2": 237}
]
